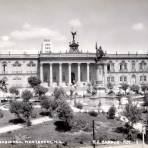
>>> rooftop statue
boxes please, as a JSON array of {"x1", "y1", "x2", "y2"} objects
[
  {"x1": 95, "y1": 42, "x2": 105, "y2": 62},
  {"x1": 71, "y1": 31, "x2": 76, "y2": 42}
]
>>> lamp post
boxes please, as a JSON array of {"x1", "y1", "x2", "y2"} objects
[{"x1": 92, "y1": 120, "x2": 96, "y2": 148}]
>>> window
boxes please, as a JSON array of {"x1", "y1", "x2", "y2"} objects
[
  {"x1": 107, "y1": 64, "x2": 110, "y2": 72},
  {"x1": 120, "y1": 61, "x2": 127, "y2": 71},
  {"x1": 139, "y1": 61, "x2": 146, "y2": 71},
  {"x1": 13, "y1": 61, "x2": 21, "y2": 67},
  {"x1": 131, "y1": 61, "x2": 136, "y2": 71},
  {"x1": 140, "y1": 76, "x2": 143, "y2": 81},
  {"x1": 107, "y1": 61, "x2": 114, "y2": 73},
  {"x1": 111, "y1": 77, "x2": 114, "y2": 82},
  {"x1": 27, "y1": 61, "x2": 36, "y2": 67},
  {"x1": 107, "y1": 77, "x2": 110, "y2": 82},
  {"x1": 140, "y1": 75, "x2": 147, "y2": 81},
  {"x1": 13, "y1": 77, "x2": 21, "y2": 80},
  {"x1": 144, "y1": 76, "x2": 147, "y2": 81},
  {"x1": 120, "y1": 76, "x2": 123, "y2": 82},
  {"x1": 120, "y1": 76, "x2": 127, "y2": 82},
  {"x1": 107, "y1": 76, "x2": 114, "y2": 82},
  {"x1": 124, "y1": 76, "x2": 127, "y2": 82}
]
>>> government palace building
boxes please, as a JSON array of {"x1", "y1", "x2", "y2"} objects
[{"x1": 0, "y1": 32, "x2": 148, "y2": 89}]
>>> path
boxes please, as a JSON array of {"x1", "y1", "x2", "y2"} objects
[{"x1": 0, "y1": 116, "x2": 52, "y2": 134}]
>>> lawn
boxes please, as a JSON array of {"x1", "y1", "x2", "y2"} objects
[
  {"x1": 0, "y1": 112, "x2": 126, "y2": 147},
  {"x1": 0, "y1": 107, "x2": 42, "y2": 127}
]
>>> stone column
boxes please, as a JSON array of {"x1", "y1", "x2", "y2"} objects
[
  {"x1": 59, "y1": 63, "x2": 62, "y2": 85},
  {"x1": 68, "y1": 63, "x2": 71, "y2": 85},
  {"x1": 87, "y1": 63, "x2": 90, "y2": 83},
  {"x1": 96, "y1": 63, "x2": 103, "y2": 85},
  {"x1": 50, "y1": 63, "x2": 53, "y2": 86},
  {"x1": 78, "y1": 63, "x2": 81, "y2": 82},
  {"x1": 40, "y1": 63, "x2": 43, "y2": 82}
]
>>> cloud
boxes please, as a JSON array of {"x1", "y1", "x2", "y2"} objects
[
  {"x1": 0, "y1": 39, "x2": 15, "y2": 48},
  {"x1": 11, "y1": 23, "x2": 66, "y2": 41},
  {"x1": 1, "y1": 36, "x2": 10, "y2": 41},
  {"x1": 69, "y1": 19, "x2": 82, "y2": 28},
  {"x1": 132, "y1": 22, "x2": 144, "y2": 31}
]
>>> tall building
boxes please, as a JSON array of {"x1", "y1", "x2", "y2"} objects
[
  {"x1": 0, "y1": 32, "x2": 147, "y2": 88},
  {"x1": 41, "y1": 39, "x2": 52, "y2": 53}
]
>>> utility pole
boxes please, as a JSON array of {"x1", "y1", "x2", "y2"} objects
[
  {"x1": 92, "y1": 120, "x2": 96, "y2": 148},
  {"x1": 142, "y1": 125, "x2": 145, "y2": 148}
]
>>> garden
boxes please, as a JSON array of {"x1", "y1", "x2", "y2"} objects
[{"x1": 0, "y1": 77, "x2": 148, "y2": 148}]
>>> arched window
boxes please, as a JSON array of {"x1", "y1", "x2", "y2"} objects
[
  {"x1": 13, "y1": 61, "x2": 21, "y2": 67},
  {"x1": 131, "y1": 61, "x2": 136, "y2": 71},
  {"x1": 139, "y1": 60, "x2": 146, "y2": 71},
  {"x1": 107, "y1": 61, "x2": 114, "y2": 72},
  {"x1": 131, "y1": 74, "x2": 136, "y2": 84},
  {"x1": 120, "y1": 61, "x2": 127, "y2": 71},
  {"x1": 27, "y1": 61, "x2": 36, "y2": 67}
]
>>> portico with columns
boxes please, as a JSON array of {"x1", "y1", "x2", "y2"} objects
[
  {"x1": 40, "y1": 62, "x2": 95, "y2": 86},
  {"x1": 39, "y1": 31, "x2": 107, "y2": 88}
]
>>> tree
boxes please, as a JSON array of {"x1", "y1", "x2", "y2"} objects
[
  {"x1": 28, "y1": 76, "x2": 41, "y2": 88},
  {"x1": 21, "y1": 102, "x2": 33, "y2": 126},
  {"x1": 123, "y1": 103, "x2": 142, "y2": 141},
  {"x1": 123, "y1": 103, "x2": 142, "y2": 126},
  {"x1": 54, "y1": 87, "x2": 66, "y2": 99},
  {"x1": 56, "y1": 100, "x2": 74, "y2": 129},
  {"x1": 141, "y1": 84, "x2": 148, "y2": 94},
  {"x1": 143, "y1": 93, "x2": 148, "y2": 106},
  {"x1": 130, "y1": 84, "x2": 140, "y2": 94},
  {"x1": 9, "y1": 86, "x2": 19, "y2": 99},
  {"x1": 9, "y1": 101, "x2": 23, "y2": 119},
  {"x1": 108, "y1": 105, "x2": 116, "y2": 119},
  {"x1": 0, "y1": 78, "x2": 7, "y2": 93},
  {"x1": 40, "y1": 97, "x2": 55, "y2": 116},
  {"x1": 21, "y1": 90, "x2": 33, "y2": 102},
  {"x1": 120, "y1": 83, "x2": 129, "y2": 94},
  {"x1": 34, "y1": 85, "x2": 48, "y2": 98}
]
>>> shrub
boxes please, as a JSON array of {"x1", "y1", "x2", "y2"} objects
[
  {"x1": 0, "y1": 110, "x2": 4, "y2": 118},
  {"x1": 88, "y1": 110, "x2": 98, "y2": 117},
  {"x1": 120, "y1": 83, "x2": 129, "y2": 94},
  {"x1": 56, "y1": 100, "x2": 74, "y2": 129},
  {"x1": 108, "y1": 105, "x2": 116, "y2": 119},
  {"x1": 31, "y1": 112, "x2": 37, "y2": 118},
  {"x1": 130, "y1": 84, "x2": 139, "y2": 94},
  {"x1": 9, "y1": 101, "x2": 33, "y2": 126},
  {"x1": 9, "y1": 101, "x2": 23, "y2": 119},
  {"x1": 34, "y1": 85, "x2": 48, "y2": 98},
  {"x1": 75, "y1": 102, "x2": 83, "y2": 109},
  {"x1": 71, "y1": 117, "x2": 91, "y2": 132},
  {"x1": 123, "y1": 103, "x2": 142, "y2": 126},
  {"x1": 9, "y1": 86, "x2": 19, "y2": 98},
  {"x1": 141, "y1": 84, "x2": 148, "y2": 94},
  {"x1": 21, "y1": 90, "x2": 33, "y2": 102},
  {"x1": 28, "y1": 76, "x2": 41, "y2": 88},
  {"x1": 54, "y1": 87, "x2": 66, "y2": 99},
  {"x1": 40, "y1": 97, "x2": 55, "y2": 117}
]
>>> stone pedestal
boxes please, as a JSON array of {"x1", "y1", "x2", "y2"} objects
[{"x1": 94, "y1": 62, "x2": 106, "y2": 97}]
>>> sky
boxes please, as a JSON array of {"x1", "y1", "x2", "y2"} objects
[{"x1": 0, "y1": 0, "x2": 148, "y2": 54}]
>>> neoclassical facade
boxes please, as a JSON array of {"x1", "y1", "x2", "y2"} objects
[{"x1": 0, "y1": 33, "x2": 148, "y2": 88}]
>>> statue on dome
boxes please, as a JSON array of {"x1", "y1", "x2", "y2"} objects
[{"x1": 71, "y1": 31, "x2": 76, "y2": 42}]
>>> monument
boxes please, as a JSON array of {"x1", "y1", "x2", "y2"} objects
[{"x1": 94, "y1": 43, "x2": 106, "y2": 97}]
